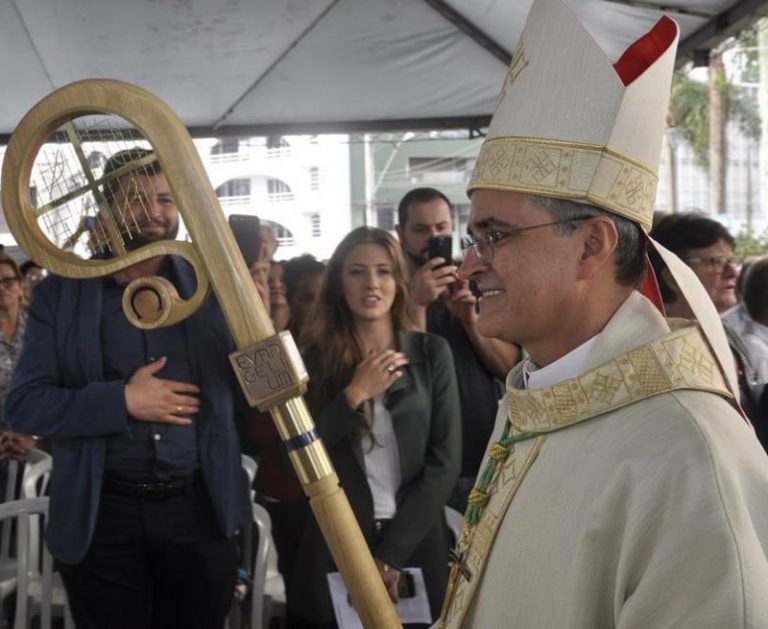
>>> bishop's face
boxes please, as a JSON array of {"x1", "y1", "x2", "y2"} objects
[{"x1": 458, "y1": 189, "x2": 585, "y2": 365}]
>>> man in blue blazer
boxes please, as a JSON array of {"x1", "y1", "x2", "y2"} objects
[{"x1": 7, "y1": 149, "x2": 249, "y2": 629}]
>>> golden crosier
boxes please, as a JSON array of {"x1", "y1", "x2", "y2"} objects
[{"x1": 1, "y1": 79, "x2": 400, "y2": 629}]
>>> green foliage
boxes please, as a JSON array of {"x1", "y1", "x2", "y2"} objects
[
  {"x1": 734, "y1": 226, "x2": 768, "y2": 256},
  {"x1": 668, "y1": 67, "x2": 761, "y2": 171},
  {"x1": 729, "y1": 86, "x2": 762, "y2": 142},
  {"x1": 669, "y1": 72, "x2": 709, "y2": 167}
]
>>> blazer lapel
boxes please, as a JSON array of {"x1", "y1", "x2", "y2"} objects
[{"x1": 385, "y1": 332, "x2": 421, "y2": 401}]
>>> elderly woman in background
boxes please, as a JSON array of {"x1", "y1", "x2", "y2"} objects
[
  {"x1": 0, "y1": 257, "x2": 36, "y2": 461},
  {"x1": 288, "y1": 227, "x2": 460, "y2": 628}
]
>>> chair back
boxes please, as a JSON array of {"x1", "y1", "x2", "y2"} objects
[
  {"x1": 0, "y1": 460, "x2": 20, "y2": 559},
  {"x1": 0, "y1": 497, "x2": 57, "y2": 629},
  {"x1": 241, "y1": 454, "x2": 257, "y2": 483},
  {"x1": 250, "y1": 502, "x2": 273, "y2": 629},
  {"x1": 21, "y1": 456, "x2": 53, "y2": 574},
  {"x1": 25, "y1": 448, "x2": 52, "y2": 468},
  {"x1": 0, "y1": 449, "x2": 51, "y2": 559},
  {"x1": 444, "y1": 505, "x2": 463, "y2": 547},
  {"x1": 21, "y1": 456, "x2": 52, "y2": 500}
]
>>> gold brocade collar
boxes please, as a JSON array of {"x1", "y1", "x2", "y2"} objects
[{"x1": 505, "y1": 325, "x2": 733, "y2": 434}]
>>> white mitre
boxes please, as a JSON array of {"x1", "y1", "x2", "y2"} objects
[
  {"x1": 468, "y1": 0, "x2": 676, "y2": 231},
  {"x1": 470, "y1": 0, "x2": 743, "y2": 407}
]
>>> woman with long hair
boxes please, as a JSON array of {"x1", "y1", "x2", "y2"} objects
[{"x1": 288, "y1": 227, "x2": 461, "y2": 627}]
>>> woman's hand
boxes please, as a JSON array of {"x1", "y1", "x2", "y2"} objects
[
  {"x1": 374, "y1": 558, "x2": 401, "y2": 604},
  {"x1": 343, "y1": 349, "x2": 409, "y2": 409}
]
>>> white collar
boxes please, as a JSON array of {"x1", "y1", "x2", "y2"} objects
[{"x1": 523, "y1": 336, "x2": 598, "y2": 390}]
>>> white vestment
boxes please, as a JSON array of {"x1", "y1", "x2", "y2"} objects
[{"x1": 441, "y1": 292, "x2": 768, "y2": 628}]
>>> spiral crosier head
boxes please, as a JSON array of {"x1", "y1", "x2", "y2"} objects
[{"x1": 0, "y1": 80, "x2": 238, "y2": 329}]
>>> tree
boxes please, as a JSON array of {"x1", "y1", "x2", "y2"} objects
[
  {"x1": 709, "y1": 52, "x2": 727, "y2": 214},
  {"x1": 735, "y1": 226, "x2": 768, "y2": 256},
  {"x1": 667, "y1": 46, "x2": 761, "y2": 215}
]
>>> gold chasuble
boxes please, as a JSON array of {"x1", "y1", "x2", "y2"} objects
[{"x1": 438, "y1": 292, "x2": 768, "y2": 628}]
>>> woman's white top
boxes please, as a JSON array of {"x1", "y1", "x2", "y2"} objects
[{"x1": 361, "y1": 395, "x2": 401, "y2": 519}]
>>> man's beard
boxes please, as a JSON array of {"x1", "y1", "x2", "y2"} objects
[
  {"x1": 123, "y1": 220, "x2": 179, "y2": 251},
  {"x1": 406, "y1": 248, "x2": 428, "y2": 268}
]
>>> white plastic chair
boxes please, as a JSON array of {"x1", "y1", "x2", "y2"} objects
[
  {"x1": 0, "y1": 459, "x2": 21, "y2": 618},
  {"x1": 228, "y1": 454, "x2": 286, "y2": 629},
  {"x1": 252, "y1": 502, "x2": 288, "y2": 629},
  {"x1": 0, "y1": 496, "x2": 69, "y2": 629},
  {"x1": 241, "y1": 454, "x2": 258, "y2": 502},
  {"x1": 1, "y1": 450, "x2": 51, "y2": 558},
  {"x1": 17, "y1": 457, "x2": 71, "y2": 629},
  {"x1": 444, "y1": 505, "x2": 464, "y2": 547},
  {"x1": 0, "y1": 449, "x2": 52, "y2": 619}
]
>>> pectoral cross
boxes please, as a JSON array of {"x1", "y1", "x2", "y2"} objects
[
  {"x1": 448, "y1": 547, "x2": 473, "y2": 582},
  {"x1": 439, "y1": 547, "x2": 473, "y2": 628}
]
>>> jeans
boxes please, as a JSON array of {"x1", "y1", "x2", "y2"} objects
[{"x1": 58, "y1": 478, "x2": 238, "y2": 629}]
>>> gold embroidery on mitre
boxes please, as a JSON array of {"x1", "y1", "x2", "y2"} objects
[
  {"x1": 468, "y1": 137, "x2": 658, "y2": 231},
  {"x1": 506, "y1": 326, "x2": 731, "y2": 433},
  {"x1": 496, "y1": 38, "x2": 530, "y2": 108}
]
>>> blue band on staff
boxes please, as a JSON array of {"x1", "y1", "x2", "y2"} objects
[{"x1": 285, "y1": 429, "x2": 319, "y2": 452}]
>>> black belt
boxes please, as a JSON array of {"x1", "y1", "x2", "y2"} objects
[
  {"x1": 102, "y1": 473, "x2": 200, "y2": 501},
  {"x1": 373, "y1": 519, "x2": 392, "y2": 537}
]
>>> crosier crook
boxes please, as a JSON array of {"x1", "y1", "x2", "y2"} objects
[{"x1": 1, "y1": 78, "x2": 400, "y2": 629}]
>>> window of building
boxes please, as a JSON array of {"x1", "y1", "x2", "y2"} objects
[
  {"x1": 266, "y1": 136, "x2": 290, "y2": 149},
  {"x1": 211, "y1": 137, "x2": 240, "y2": 155},
  {"x1": 263, "y1": 220, "x2": 295, "y2": 247},
  {"x1": 309, "y1": 213, "x2": 321, "y2": 237},
  {"x1": 267, "y1": 178, "x2": 292, "y2": 195},
  {"x1": 309, "y1": 167, "x2": 320, "y2": 191},
  {"x1": 216, "y1": 178, "x2": 251, "y2": 197}
]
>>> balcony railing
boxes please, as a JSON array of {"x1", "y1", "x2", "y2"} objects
[
  {"x1": 218, "y1": 195, "x2": 250, "y2": 207},
  {"x1": 207, "y1": 146, "x2": 293, "y2": 164},
  {"x1": 267, "y1": 192, "x2": 295, "y2": 203}
]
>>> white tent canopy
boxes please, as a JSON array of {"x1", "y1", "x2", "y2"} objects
[{"x1": 0, "y1": 0, "x2": 765, "y2": 141}]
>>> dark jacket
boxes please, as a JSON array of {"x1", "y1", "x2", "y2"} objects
[
  {"x1": 289, "y1": 331, "x2": 461, "y2": 622},
  {"x1": 6, "y1": 257, "x2": 250, "y2": 564}
]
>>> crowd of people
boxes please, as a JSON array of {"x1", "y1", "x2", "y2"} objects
[
  {"x1": 0, "y1": 181, "x2": 765, "y2": 629},
  {"x1": 235, "y1": 188, "x2": 768, "y2": 628}
]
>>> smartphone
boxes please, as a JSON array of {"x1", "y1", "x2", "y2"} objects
[
  {"x1": 428, "y1": 235, "x2": 453, "y2": 267},
  {"x1": 346, "y1": 569, "x2": 416, "y2": 606},
  {"x1": 228, "y1": 214, "x2": 261, "y2": 267},
  {"x1": 397, "y1": 570, "x2": 416, "y2": 598}
]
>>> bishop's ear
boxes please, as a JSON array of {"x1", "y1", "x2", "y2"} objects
[{"x1": 577, "y1": 217, "x2": 619, "y2": 279}]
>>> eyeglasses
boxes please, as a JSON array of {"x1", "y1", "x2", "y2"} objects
[
  {"x1": 686, "y1": 255, "x2": 743, "y2": 274},
  {"x1": 460, "y1": 216, "x2": 593, "y2": 263},
  {"x1": 0, "y1": 278, "x2": 19, "y2": 289}
]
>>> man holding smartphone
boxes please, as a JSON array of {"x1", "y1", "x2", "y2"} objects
[{"x1": 396, "y1": 187, "x2": 519, "y2": 511}]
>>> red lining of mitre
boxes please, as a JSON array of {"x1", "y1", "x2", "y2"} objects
[
  {"x1": 638, "y1": 253, "x2": 665, "y2": 314},
  {"x1": 613, "y1": 16, "x2": 677, "y2": 86}
]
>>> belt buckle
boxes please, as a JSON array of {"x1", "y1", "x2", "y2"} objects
[{"x1": 139, "y1": 479, "x2": 184, "y2": 499}]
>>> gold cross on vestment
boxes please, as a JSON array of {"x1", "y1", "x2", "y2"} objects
[{"x1": 448, "y1": 547, "x2": 472, "y2": 582}]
